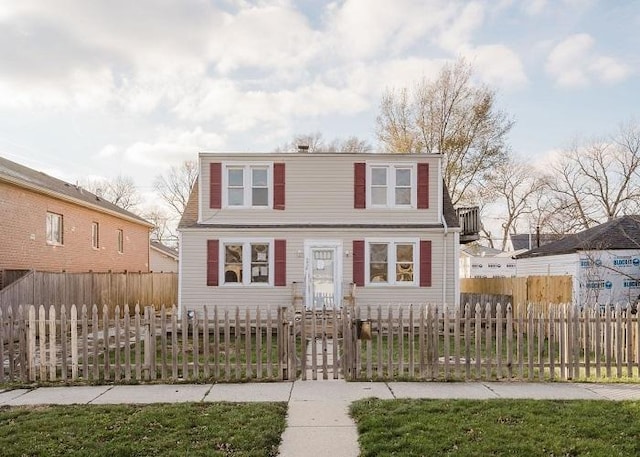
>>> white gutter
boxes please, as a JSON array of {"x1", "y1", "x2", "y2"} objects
[
  {"x1": 442, "y1": 214, "x2": 448, "y2": 307},
  {"x1": 177, "y1": 231, "x2": 183, "y2": 315}
]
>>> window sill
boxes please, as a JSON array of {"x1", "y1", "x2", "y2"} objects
[{"x1": 46, "y1": 241, "x2": 63, "y2": 247}]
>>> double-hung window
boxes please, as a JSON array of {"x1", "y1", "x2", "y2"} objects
[
  {"x1": 368, "y1": 164, "x2": 415, "y2": 208},
  {"x1": 366, "y1": 239, "x2": 417, "y2": 285},
  {"x1": 46, "y1": 212, "x2": 63, "y2": 245},
  {"x1": 222, "y1": 240, "x2": 272, "y2": 285},
  {"x1": 225, "y1": 164, "x2": 271, "y2": 208}
]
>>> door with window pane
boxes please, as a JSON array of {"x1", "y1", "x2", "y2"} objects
[{"x1": 305, "y1": 244, "x2": 341, "y2": 310}]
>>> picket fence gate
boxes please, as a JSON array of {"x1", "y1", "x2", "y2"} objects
[{"x1": 2, "y1": 303, "x2": 640, "y2": 384}]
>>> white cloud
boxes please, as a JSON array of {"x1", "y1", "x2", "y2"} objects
[
  {"x1": 327, "y1": 0, "x2": 460, "y2": 59},
  {"x1": 208, "y1": 5, "x2": 321, "y2": 73},
  {"x1": 436, "y1": 1, "x2": 485, "y2": 52},
  {"x1": 523, "y1": 0, "x2": 547, "y2": 15},
  {"x1": 101, "y1": 127, "x2": 226, "y2": 167},
  {"x1": 461, "y1": 45, "x2": 528, "y2": 88},
  {"x1": 546, "y1": 33, "x2": 630, "y2": 87}
]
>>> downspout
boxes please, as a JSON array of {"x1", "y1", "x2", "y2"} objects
[{"x1": 442, "y1": 214, "x2": 448, "y2": 307}]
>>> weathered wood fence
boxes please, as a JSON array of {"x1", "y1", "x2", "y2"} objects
[
  {"x1": 2, "y1": 303, "x2": 639, "y2": 384},
  {"x1": 461, "y1": 276, "x2": 574, "y2": 314},
  {"x1": 0, "y1": 271, "x2": 178, "y2": 316}
]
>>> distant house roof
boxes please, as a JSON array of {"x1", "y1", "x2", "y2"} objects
[
  {"x1": 515, "y1": 216, "x2": 640, "y2": 259},
  {"x1": 508, "y1": 233, "x2": 563, "y2": 251},
  {"x1": 0, "y1": 155, "x2": 152, "y2": 227},
  {"x1": 150, "y1": 240, "x2": 178, "y2": 259},
  {"x1": 460, "y1": 244, "x2": 503, "y2": 257},
  {"x1": 178, "y1": 178, "x2": 460, "y2": 229}
]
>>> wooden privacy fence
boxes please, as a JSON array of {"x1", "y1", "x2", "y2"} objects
[
  {"x1": 2, "y1": 303, "x2": 640, "y2": 384},
  {"x1": 0, "y1": 271, "x2": 178, "y2": 316},
  {"x1": 461, "y1": 275, "x2": 574, "y2": 314}
]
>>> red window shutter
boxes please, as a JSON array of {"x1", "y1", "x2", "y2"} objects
[
  {"x1": 353, "y1": 240, "x2": 365, "y2": 287},
  {"x1": 274, "y1": 239, "x2": 286, "y2": 286},
  {"x1": 417, "y1": 163, "x2": 429, "y2": 209},
  {"x1": 420, "y1": 240, "x2": 432, "y2": 287},
  {"x1": 354, "y1": 162, "x2": 366, "y2": 209},
  {"x1": 273, "y1": 163, "x2": 285, "y2": 210},
  {"x1": 210, "y1": 163, "x2": 222, "y2": 209},
  {"x1": 207, "y1": 239, "x2": 219, "y2": 286}
]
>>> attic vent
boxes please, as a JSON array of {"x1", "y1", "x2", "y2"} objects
[{"x1": 297, "y1": 145, "x2": 309, "y2": 152}]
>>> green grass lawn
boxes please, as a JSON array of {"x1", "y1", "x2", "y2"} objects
[
  {"x1": 0, "y1": 402, "x2": 287, "y2": 457},
  {"x1": 351, "y1": 398, "x2": 640, "y2": 456}
]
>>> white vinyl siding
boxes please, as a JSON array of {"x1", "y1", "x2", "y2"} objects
[
  {"x1": 199, "y1": 153, "x2": 441, "y2": 225},
  {"x1": 179, "y1": 228, "x2": 456, "y2": 316}
]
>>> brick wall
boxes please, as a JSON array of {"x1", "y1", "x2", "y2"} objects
[{"x1": 0, "y1": 181, "x2": 150, "y2": 272}]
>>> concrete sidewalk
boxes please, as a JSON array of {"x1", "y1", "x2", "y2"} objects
[{"x1": 1, "y1": 381, "x2": 640, "y2": 456}]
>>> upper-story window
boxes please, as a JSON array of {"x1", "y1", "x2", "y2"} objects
[
  {"x1": 117, "y1": 229, "x2": 124, "y2": 253},
  {"x1": 92, "y1": 222, "x2": 100, "y2": 249},
  {"x1": 225, "y1": 164, "x2": 271, "y2": 208},
  {"x1": 368, "y1": 164, "x2": 415, "y2": 208},
  {"x1": 46, "y1": 212, "x2": 63, "y2": 245}
]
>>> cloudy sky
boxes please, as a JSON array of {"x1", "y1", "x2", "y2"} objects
[{"x1": 0, "y1": 0, "x2": 638, "y2": 197}]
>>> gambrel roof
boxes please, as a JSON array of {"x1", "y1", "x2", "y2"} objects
[
  {"x1": 515, "y1": 216, "x2": 640, "y2": 259},
  {"x1": 0, "y1": 155, "x2": 152, "y2": 227}
]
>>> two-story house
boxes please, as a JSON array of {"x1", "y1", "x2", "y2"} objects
[
  {"x1": 0, "y1": 155, "x2": 152, "y2": 281},
  {"x1": 178, "y1": 151, "x2": 460, "y2": 315}
]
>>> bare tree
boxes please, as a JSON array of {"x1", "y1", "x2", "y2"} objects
[
  {"x1": 142, "y1": 206, "x2": 176, "y2": 244},
  {"x1": 82, "y1": 175, "x2": 141, "y2": 212},
  {"x1": 544, "y1": 121, "x2": 640, "y2": 232},
  {"x1": 153, "y1": 161, "x2": 198, "y2": 219},
  {"x1": 275, "y1": 132, "x2": 372, "y2": 152},
  {"x1": 376, "y1": 58, "x2": 514, "y2": 206},
  {"x1": 486, "y1": 156, "x2": 548, "y2": 249}
]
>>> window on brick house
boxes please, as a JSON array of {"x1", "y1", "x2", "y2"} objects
[
  {"x1": 92, "y1": 222, "x2": 99, "y2": 249},
  {"x1": 117, "y1": 229, "x2": 124, "y2": 253},
  {"x1": 46, "y1": 212, "x2": 63, "y2": 245}
]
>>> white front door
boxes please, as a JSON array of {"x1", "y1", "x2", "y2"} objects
[{"x1": 305, "y1": 241, "x2": 342, "y2": 310}]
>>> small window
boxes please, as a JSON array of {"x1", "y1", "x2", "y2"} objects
[
  {"x1": 368, "y1": 164, "x2": 415, "y2": 208},
  {"x1": 369, "y1": 243, "x2": 388, "y2": 283},
  {"x1": 225, "y1": 165, "x2": 271, "y2": 208},
  {"x1": 117, "y1": 229, "x2": 124, "y2": 253},
  {"x1": 371, "y1": 167, "x2": 387, "y2": 205},
  {"x1": 367, "y1": 240, "x2": 417, "y2": 286},
  {"x1": 222, "y1": 240, "x2": 272, "y2": 285},
  {"x1": 46, "y1": 212, "x2": 63, "y2": 245},
  {"x1": 250, "y1": 243, "x2": 269, "y2": 283},
  {"x1": 224, "y1": 244, "x2": 243, "y2": 283},
  {"x1": 92, "y1": 222, "x2": 99, "y2": 249}
]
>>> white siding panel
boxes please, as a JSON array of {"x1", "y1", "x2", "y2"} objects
[
  {"x1": 515, "y1": 254, "x2": 579, "y2": 277},
  {"x1": 199, "y1": 152, "x2": 443, "y2": 225},
  {"x1": 180, "y1": 227, "x2": 458, "y2": 316}
]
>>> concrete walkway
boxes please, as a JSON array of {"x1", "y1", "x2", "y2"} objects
[{"x1": 1, "y1": 381, "x2": 640, "y2": 456}]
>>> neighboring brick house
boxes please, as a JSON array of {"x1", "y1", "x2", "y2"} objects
[
  {"x1": 0, "y1": 156, "x2": 153, "y2": 275},
  {"x1": 178, "y1": 151, "x2": 460, "y2": 316}
]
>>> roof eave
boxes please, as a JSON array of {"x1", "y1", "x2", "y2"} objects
[{"x1": 0, "y1": 174, "x2": 154, "y2": 228}]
